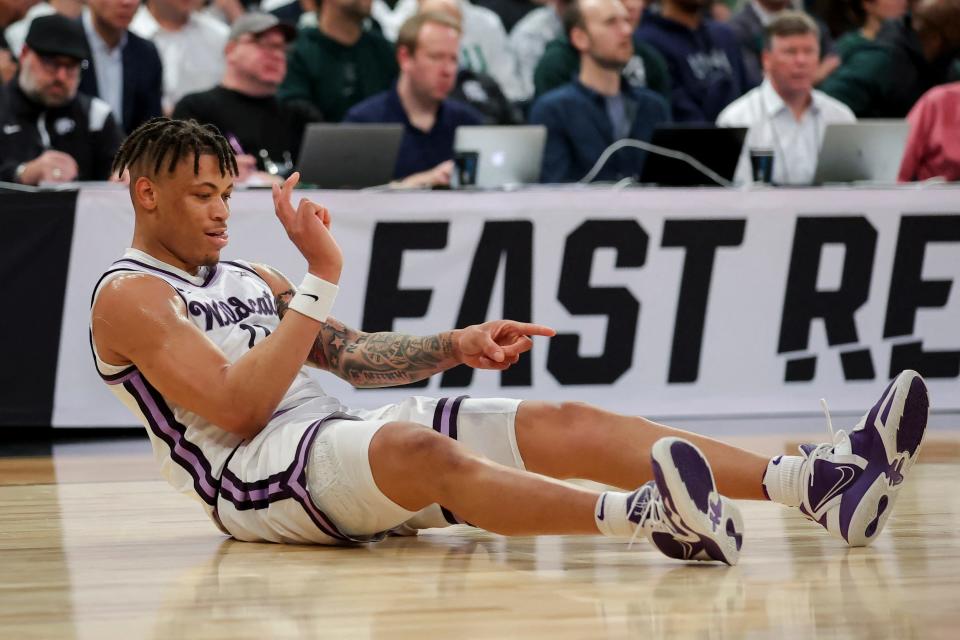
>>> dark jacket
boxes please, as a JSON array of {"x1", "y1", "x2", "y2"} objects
[
  {"x1": 0, "y1": 78, "x2": 124, "y2": 182},
  {"x1": 533, "y1": 35, "x2": 672, "y2": 103},
  {"x1": 529, "y1": 79, "x2": 671, "y2": 183},
  {"x1": 820, "y1": 15, "x2": 958, "y2": 117},
  {"x1": 636, "y1": 9, "x2": 750, "y2": 123},
  {"x1": 78, "y1": 26, "x2": 163, "y2": 134}
]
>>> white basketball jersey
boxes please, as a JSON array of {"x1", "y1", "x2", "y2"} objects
[{"x1": 90, "y1": 249, "x2": 370, "y2": 544}]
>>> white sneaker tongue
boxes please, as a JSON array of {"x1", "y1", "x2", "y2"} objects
[{"x1": 833, "y1": 430, "x2": 852, "y2": 456}]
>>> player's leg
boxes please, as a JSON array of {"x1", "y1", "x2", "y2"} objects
[
  {"x1": 515, "y1": 370, "x2": 930, "y2": 547},
  {"x1": 514, "y1": 400, "x2": 770, "y2": 499},
  {"x1": 368, "y1": 420, "x2": 743, "y2": 564}
]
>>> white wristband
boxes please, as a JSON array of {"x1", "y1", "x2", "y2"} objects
[{"x1": 289, "y1": 273, "x2": 338, "y2": 322}]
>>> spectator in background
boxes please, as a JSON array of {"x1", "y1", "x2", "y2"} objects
[
  {"x1": 728, "y1": 0, "x2": 839, "y2": 87},
  {"x1": 130, "y1": 0, "x2": 230, "y2": 114},
  {"x1": 898, "y1": 81, "x2": 960, "y2": 182},
  {"x1": 717, "y1": 11, "x2": 855, "y2": 185},
  {"x1": 174, "y1": 13, "x2": 321, "y2": 181},
  {"x1": 264, "y1": 0, "x2": 317, "y2": 28},
  {"x1": 344, "y1": 12, "x2": 483, "y2": 187},
  {"x1": 0, "y1": 15, "x2": 122, "y2": 183},
  {"x1": 369, "y1": 0, "x2": 524, "y2": 102},
  {"x1": 5, "y1": 0, "x2": 83, "y2": 56},
  {"x1": 0, "y1": 31, "x2": 16, "y2": 83},
  {"x1": 474, "y1": 0, "x2": 538, "y2": 32},
  {"x1": 79, "y1": 0, "x2": 162, "y2": 134},
  {"x1": 636, "y1": 0, "x2": 750, "y2": 122},
  {"x1": 534, "y1": 0, "x2": 671, "y2": 102},
  {"x1": 834, "y1": 0, "x2": 907, "y2": 59},
  {"x1": 820, "y1": 0, "x2": 960, "y2": 116},
  {"x1": 530, "y1": 0, "x2": 671, "y2": 183},
  {"x1": 418, "y1": 0, "x2": 523, "y2": 124},
  {"x1": 510, "y1": 0, "x2": 572, "y2": 100},
  {"x1": 279, "y1": 0, "x2": 397, "y2": 122},
  {"x1": 2, "y1": 1, "x2": 36, "y2": 31}
]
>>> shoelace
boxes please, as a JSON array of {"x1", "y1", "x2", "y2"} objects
[
  {"x1": 626, "y1": 484, "x2": 681, "y2": 550},
  {"x1": 804, "y1": 398, "x2": 852, "y2": 485}
]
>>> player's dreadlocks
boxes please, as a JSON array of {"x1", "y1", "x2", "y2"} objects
[{"x1": 111, "y1": 117, "x2": 239, "y2": 179}]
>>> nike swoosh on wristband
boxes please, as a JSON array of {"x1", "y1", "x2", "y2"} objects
[
  {"x1": 301, "y1": 294, "x2": 319, "y2": 301},
  {"x1": 812, "y1": 464, "x2": 859, "y2": 513}
]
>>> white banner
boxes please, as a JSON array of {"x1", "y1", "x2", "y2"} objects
[{"x1": 54, "y1": 186, "x2": 960, "y2": 431}]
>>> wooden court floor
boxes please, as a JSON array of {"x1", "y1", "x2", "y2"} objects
[{"x1": 1, "y1": 436, "x2": 959, "y2": 640}]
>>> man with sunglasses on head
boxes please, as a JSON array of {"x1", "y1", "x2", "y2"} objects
[{"x1": 0, "y1": 13, "x2": 122, "y2": 185}]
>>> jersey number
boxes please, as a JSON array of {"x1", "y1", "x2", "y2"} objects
[{"x1": 239, "y1": 323, "x2": 272, "y2": 348}]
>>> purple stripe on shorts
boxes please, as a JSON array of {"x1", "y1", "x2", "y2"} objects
[
  {"x1": 440, "y1": 399, "x2": 454, "y2": 438},
  {"x1": 432, "y1": 397, "x2": 448, "y2": 433},
  {"x1": 448, "y1": 396, "x2": 466, "y2": 441},
  {"x1": 287, "y1": 420, "x2": 351, "y2": 540},
  {"x1": 127, "y1": 373, "x2": 218, "y2": 503}
]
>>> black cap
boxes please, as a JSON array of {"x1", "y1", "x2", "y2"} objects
[{"x1": 25, "y1": 14, "x2": 90, "y2": 61}]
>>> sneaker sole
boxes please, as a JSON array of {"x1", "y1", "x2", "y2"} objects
[
  {"x1": 839, "y1": 370, "x2": 929, "y2": 546},
  {"x1": 651, "y1": 437, "x2": 744, "y2": 566}
]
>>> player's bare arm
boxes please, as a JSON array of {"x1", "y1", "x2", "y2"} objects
[
  {"x1": 91, "y1": 171, "x2": 343, "y2": 440},
  {"x1": 254, "y1": 264, "x2": 556, "y2": 388}
]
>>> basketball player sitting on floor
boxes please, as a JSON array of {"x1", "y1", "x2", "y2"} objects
[{"x1": 90, "y1": 118, "x2": 930, "y2": 565}]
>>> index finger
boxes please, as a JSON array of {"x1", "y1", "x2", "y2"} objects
[{"x1": 504, "y1": 322, "x2": 556, "y2": 338}]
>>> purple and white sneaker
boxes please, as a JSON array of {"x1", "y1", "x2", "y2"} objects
[
  {"x1": 628, "y1": 437, "x2": 744, "y2": 566},
  {"x1": 797, "y1": 369, "x2": 929, "y2": 547}
]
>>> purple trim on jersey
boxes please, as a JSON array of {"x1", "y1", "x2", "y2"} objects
[
  {"x1": 222, "y1": 261, "x2": 271, "y2": 287},
  {"x1": 90, "y1": 267, "x2": 139, "y2": 307},
  {"x1": 101, "y1": 367, "x2": 139, "y2": 385},
  {"x1": 123, "y1": 373, "x2": 219, "y2": 505},
  {"x1": 113, "y1": 258, "x2": 199, "y2": 286}
]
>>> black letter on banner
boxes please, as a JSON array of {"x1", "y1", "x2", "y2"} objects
[
  {"x1": 662, "y1": 219, "x2": 746, "y2": 383},
  {"x1": 778, "y1": 217, "x2": 877, "y2": 381},
  {"x1": 362, "y1": 222, "x2": 448, "y2": 388},
  {"x1": 441, "y1": 221, "x2": 533, "y2": 388},
  {"x1": 547, "y1": 220, "x2": 645, "y2": 384},
  {"x1": 883, "y1": 215, "x2": 960, "y2": 378}
]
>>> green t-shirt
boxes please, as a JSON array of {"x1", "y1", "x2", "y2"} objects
[
  {"x1": 819, "y1": 34, "x2": 894, "y2": 117},
  {"x1": 278, "y1": 27, "x2": 399, "y2": 122},
  {"x1": 533, "y1": 37, "x2": 671, "y2": 104},
  {"x1": 834, "y1": 30, "x2": 871, "y2": 61}
]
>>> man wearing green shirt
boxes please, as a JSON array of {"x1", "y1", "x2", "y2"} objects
[{"x1": 279, "y1": 0, "x2": 398, "y2": 121}]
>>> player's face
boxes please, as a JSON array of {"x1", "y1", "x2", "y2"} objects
[
  {"x1": 151, "y1": 154, "x2": 235, "y2": 272},
  {"x1": 763, "y1": 32, "x2": 819, "y2": 97}
]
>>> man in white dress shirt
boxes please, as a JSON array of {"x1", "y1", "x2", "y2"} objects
[
  {"x1": 130, "y1": 0, "x2": 229, "y2": 114},
  {"x1": 717, "y1": 11, "x2": 855, "y2": 186}
]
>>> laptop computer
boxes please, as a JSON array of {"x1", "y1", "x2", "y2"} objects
[
  {"x1": 453, "y1": 125, "x2": 546, "y2": 188},
  {"x1": 812, "y1": 120, "x2": 910, "y2": 185},
  {"x1": 638, "y1": 125, "x2": 747, "y2": 186},
  {"x1": 296, "y1": 124, "x2": 404, "y2": 188}
]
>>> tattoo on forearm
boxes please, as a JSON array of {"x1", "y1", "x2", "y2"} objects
[
  {"x1": 323, "y1": 321, "x2": 456, "y2": 387},
  {"x1": 275, "y1": 289, "x2": 294, "y2": 320},
  {"x1": 277, "y1": 290, "x2": 455, "y2": 386}
]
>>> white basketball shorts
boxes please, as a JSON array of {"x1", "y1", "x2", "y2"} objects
[{"x1": 306, "y1": 396, "x2": 525, "y2": 538}]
